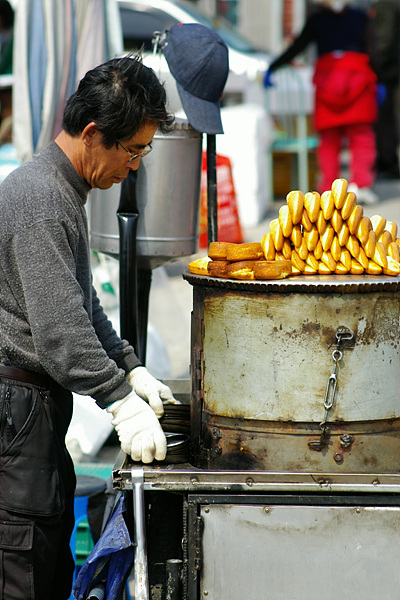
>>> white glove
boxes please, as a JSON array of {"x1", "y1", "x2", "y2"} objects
[
  {"x1": 126, "y1": 366, "x2": 180, "y2": 418},
  {"x1": 107, "y1": 390, "x2": 167, "y2": 463}
]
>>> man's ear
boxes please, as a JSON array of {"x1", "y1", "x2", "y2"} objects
[{"x1": 82, "y1": 122, "x2": 99, "y2": 147}]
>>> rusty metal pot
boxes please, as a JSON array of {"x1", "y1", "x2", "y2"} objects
[{"x1": 184, "y1": 272, "x2": 400, "y2": 474}]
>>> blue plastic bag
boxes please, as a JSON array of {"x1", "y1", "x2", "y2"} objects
[{"x1": 73, "y1": 493, "x2": 135, "y2": 600}]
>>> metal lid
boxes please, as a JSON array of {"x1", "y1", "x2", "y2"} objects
[{"x1": 183, "y1": 270, "x2": 400, "y2": 294}]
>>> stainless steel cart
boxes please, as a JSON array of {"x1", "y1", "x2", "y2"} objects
[{"x1": 113, "y1": 453, "x2": 400, "y2": 600}]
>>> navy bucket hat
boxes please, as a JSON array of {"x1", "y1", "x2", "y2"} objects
[{"x1": 162, "y1": 23, "x2": 229, "y2": 134}]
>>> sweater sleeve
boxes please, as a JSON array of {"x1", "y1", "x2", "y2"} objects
[
  {"x1": 268, "y1": 20, "x2": 314, "y2": 72},
  {"x1": 6, "y1": 219, "x2": 133, "y2": 408},
  {"x1": 91, "y1": 285, "x2": 141, "y2": 373}
]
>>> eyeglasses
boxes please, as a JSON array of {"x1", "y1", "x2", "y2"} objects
[{"x1": 118, "y1": 141, "x2": 152, "y2": 163}]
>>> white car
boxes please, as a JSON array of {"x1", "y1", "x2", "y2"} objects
[{"x1": 117, "y1": 0, "x2": 270, "y2": 106}]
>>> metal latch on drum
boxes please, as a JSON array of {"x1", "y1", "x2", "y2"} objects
[{"x1": 308, "y1": 327, "x2": 354, "y2": 451}]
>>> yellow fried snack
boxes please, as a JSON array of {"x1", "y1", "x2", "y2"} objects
[
  {"x1": 388, "y1": 242, "x2": 400, "y2": 263},
  {"x1": 378, "y1": 230, "x2": 392, "y2": 250},
  {"x1": 331, "y1": 208, "x2": 343, "y2": 233},
  {"x1": 208, "y1": 241, "x2": 237, "y2": 260},
  {"x1": 313, "y1": 239, "x2": 323, "y2": 260},
  {"x1": 373, "y1": 241, "x2": 388, "y2": 269},
  {"x1": 385, "y1": 220, "x2": 398, "y2": 242},
  {"x1": 337, "y1": 222, "x2": 350, "y2": 247},
  {"x1": 358, "y1": 247, "x2": 369, "y2": 270},
  {"x1": 226, "y1": 260, "x2": 256, "y2": 280},
  {"x1": 320, "y1": 190, "x2": 335, "y2": 220},
  {"x1": 306, "y1": 253, "x2": 319, "y2": 271},
  {"x1": 202, "y1": 178, "x2": 400, "y2": 284},
  {"x1": 347, "y1": 204, "x2": 364, "y2": 235},
  {"x1": 341, "y1": 192, "x2": 357, "y2": 221},
  {"x1": 286, "y1": 190, "x2": 304, "y2": 225},
  {"x1": 304, "y1": 224, "x2": 319, "y2": 252},
  {"x1": 364, "y1": 230, "x2": 377, "y2": 258},
  {"x1": 318, "y1": 261, "x2": 332, "y2": 275},
  {"x1": 350, "y1": 259, "x2": 364, "y2": 275},
  {"x1": 207, "y1": 260, "x2": 230, "y2": 278},
  {"x1": 253, "y1": 260, "x2": 292, "y2": 280},
  {"x1": 304, "y1": 264, "x2": 317, "y2": 275},
  {"x1": 281, "y1": 238, "x2": 292, "y2": 260},
  {"x1": 290, "y1": 223, "x2": 302, "y2": 248},
  {"x1": 356, "y1": 216, "x2": 372, "y2": 246},
  {"x1": 260, "y1": 232, "x2": 276, "y2": 261},
  {"x1": 331, "y1": 178, "x2": 348, "y2": 209},
  {"x1": 321, "y1": 222, "x2": 334, "y2": 252},
  {"x1": 279, "y1": 204, "x2": 293, "y2": 238},
  {"x1": 304, "y1": 191, "x2": 320, "y2": 223},
  {"x1": 335, "y1": 262, "x2": 349, "y2": 275},
  {"x1": 226, "y1": 242, "x2": 264, "y2": 262},
  {"x1": 321, "y1": 251, "x2": 336, "y2": 272},
  {"x1": 365, "y1": 260, "x2": 382, "y2": 275},
  {"x1": 295, "y1": 237, "x2": 308, "y2": 261},
  {"x1": 345, "y1": 234, "x2": 360, "y2": 259},
  {"x1": 370, "y1": 214, "x2": 386, "y2": 239},
  {"x1": 269, "y1": 219, "x2": 284, "y2": 251},
  {"x1": 339, "y1": 248, "x2": 352, "y2": 271},
  {"x1": 316, "y1": 210, "x2": 327, "y2": 235},
  {"x1": 188, "y1": 256, "x2": 211, "y2": 275},
  {"x1": 291, "y1": 250, "x2": 306, "y2": 272},
  {"x1": 330, "y1": 236, "x2": 341, "y2": 262},
  {"x1": 383, "y1": 256, "x2": 400, "y2": 276},
  {"x1": 301, "y1": 209, "x2": 313, "y2": 232}
]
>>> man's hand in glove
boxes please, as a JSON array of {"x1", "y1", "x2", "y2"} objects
[
  {"x1": 126, "y1": 366, "x2": 180, "y2": 418},
  {"x1": 107, "y1": 390, "x2": 167, "y2": 463}
]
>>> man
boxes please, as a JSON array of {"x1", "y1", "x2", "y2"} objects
[
  {"x1": 264, "y1": 0, "x2": 379, "y2": 205},
  {"x1": 0, "y1": 55, "x2": 175, "y2": 599}
]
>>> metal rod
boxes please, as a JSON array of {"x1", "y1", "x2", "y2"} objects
[
  {"x1": 131, "y1": 468, "x2": 150, "y2": 600},
  {"x1": 206, "y1": 133, "x2": 218, "y2": 244},
  {"x1": 136, "y1": 268, "x2": 152, "y2": 365},
  {"x1": 166, "y1": 559, "x2": 183, "y2": 600}
]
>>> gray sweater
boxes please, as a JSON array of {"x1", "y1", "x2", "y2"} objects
[{"x1": 0, "y1": 141, "x2": 140, "y2": 408}]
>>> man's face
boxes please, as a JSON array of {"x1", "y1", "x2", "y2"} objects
[{"x1": 85, "y1": 121, "x2": 158, "y2": 189}]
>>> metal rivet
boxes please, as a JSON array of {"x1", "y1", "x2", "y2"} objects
[
  {"x1": 204, "y1": 592, "x2": 209, "y2": 596},
  {"x1": 246, "y1": 477, "x2": 254, "y2": 487},
  {"x1": 214, "y1": 446, "x2": 222, "y2": 455},
  {"x1": 263, "y1": 507, "x2": 270, "y2": 513},
  {"x1": 204, "y1": 507, "x2": 210, "y2": 514},
  {"x1": 333, "y1": 452, "x2": 343, "y2": 463},
  {"x1": 212, "y1": 427, "x2": 221, "y2": 439},
  {"x1": 356, "y1": 508, "x2": 361, "y2": 514}
]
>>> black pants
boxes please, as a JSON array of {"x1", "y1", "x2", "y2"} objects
[
  {"x1": 375, "y1": 82, "x2": 400, "y2": 178},
  {"x1": 0, "y1": 376, "x2": 76, "y2": 599}
]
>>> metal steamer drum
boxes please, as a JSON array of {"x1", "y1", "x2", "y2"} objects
[{"x1": 184, "y1": 272, "x2": 400, "y2": 474}]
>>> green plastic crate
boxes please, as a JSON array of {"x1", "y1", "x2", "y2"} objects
[{"x1": 75, "y1": 518, "x2": 94, "y2": 566}]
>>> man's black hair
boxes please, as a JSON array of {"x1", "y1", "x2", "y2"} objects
[
  {"x1": 62, "y1": 54, "x2": 174, "y2": 147},
  {"x1": 0, "y1": 0, "x2": 13, "y2": 29}
]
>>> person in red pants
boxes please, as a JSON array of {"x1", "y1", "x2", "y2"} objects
[{"x1": 264, "y1": 0, "x2": 380, "y2": 205}]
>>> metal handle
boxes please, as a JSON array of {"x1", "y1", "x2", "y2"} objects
[{"x1": 131, "y1": 468, "x2": 150, "y2": 600}]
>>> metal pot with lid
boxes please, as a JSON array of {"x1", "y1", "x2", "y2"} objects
[{"x1": 185, "y1": 272, "x2": 400, "y2": 474}]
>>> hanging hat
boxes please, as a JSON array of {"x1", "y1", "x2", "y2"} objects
[{"x1": 162, "y1": 23, "x2": 229, "y2": 134}]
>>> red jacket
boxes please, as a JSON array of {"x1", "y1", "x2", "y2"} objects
[{"x1": 313, "y1": 51, "x2": 377, "y2": 131}]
